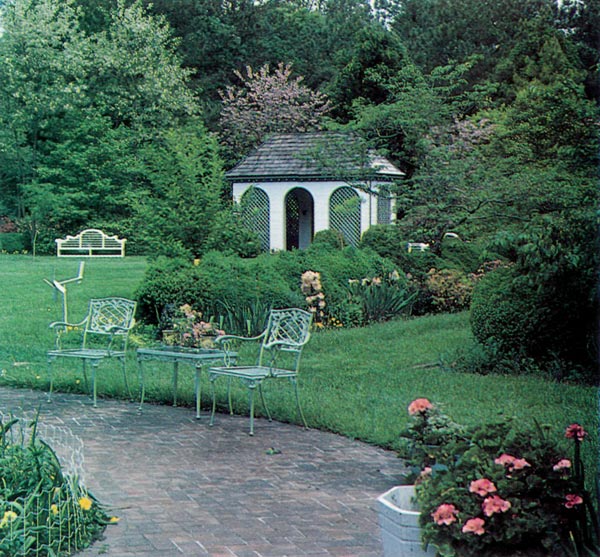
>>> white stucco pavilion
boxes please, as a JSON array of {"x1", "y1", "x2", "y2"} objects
[{"x1": 226, "y1": 132, "x2": 404, "y2": 251}]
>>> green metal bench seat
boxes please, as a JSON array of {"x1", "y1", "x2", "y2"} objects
[
  {"x1": 208, "y1": 308, "x2": 313, "y2": 435},
  {"x1": 47, "y1": 297, "x2": 137, "y2": 406}
]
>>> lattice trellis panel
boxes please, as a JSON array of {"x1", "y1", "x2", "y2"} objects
[
  {"x1": 241, "y1": 187, "x2": 270, "y2": 252},
  {"x1": 329, "y1": 187, "x2": 361, "y2": 247},
  {"x1": 285, "y1": 192, "x2": 300, "y2": 249},
  {"x1": 377, "y1": 191, "x2": 392, "y2": 225}
]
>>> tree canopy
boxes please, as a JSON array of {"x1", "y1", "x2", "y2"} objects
[{"x1": 0, "y1": 0, "x2": 596, "y2": 258}]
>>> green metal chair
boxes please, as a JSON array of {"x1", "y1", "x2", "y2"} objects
[
  {"x1": 47, "y1": 297, "x2": 137, "y2": 407},
  {"x1": 208, "y1": 308, "x2": 313, "y2": 435}
]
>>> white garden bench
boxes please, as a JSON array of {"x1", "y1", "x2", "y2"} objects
[{"x1": 56, "y1": 229, "x2": 126, "y2": 257}]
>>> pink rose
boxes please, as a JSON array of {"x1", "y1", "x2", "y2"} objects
[
  {"x1": 553, "y1": 459, "x2": 572, "y2": 472},
  {"x1": 565, "y1": 424, "x2": 587, "y2": 441},
  {"x1": 482, "y1": 495, "x2": 511, "y2": 517},
  {"x1": 469, "y1": 478, "x2": 497, "y2": 497},
  {"x1": 432, "y1": 503, "x2": 459, "y2": 525},
  {"x1": 408, "y1": 398, "x2": 433, "y2": 415},
  {"x1": 462, "y1": 517, "x2": 485, "y2": 535},
  {"x1": 565, "y1": 494, "x2": 583, "y2": 508}
]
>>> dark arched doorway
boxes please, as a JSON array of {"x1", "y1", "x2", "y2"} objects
[{"x1": 285, "y1": 188, "x2": 314, "y2": 250}]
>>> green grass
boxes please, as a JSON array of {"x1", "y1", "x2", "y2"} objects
[{"x1": 0, "y1": 255, "x2": 597, "y2": 479}]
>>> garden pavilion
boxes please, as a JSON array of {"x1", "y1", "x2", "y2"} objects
[{"x1": 226, "y1": 132, "x2": 404, "y2": 251}]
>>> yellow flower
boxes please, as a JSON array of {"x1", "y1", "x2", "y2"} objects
[
  {"x1": 109, "y1": 516, "x2": 120, "y2": 523},
  {"x1": 78, "y1": 496, "x2": 92, "y2": 511},
  {"x1": 0, "y1": 510, "x2": 17, "y2": 528},
  {"x1": 50, "y1": 504, "x2": 59, "y2": 516}
]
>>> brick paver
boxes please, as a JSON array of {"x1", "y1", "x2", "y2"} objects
[{"x1": 0, "y1": 387, "x2": 403, "y2": 556}]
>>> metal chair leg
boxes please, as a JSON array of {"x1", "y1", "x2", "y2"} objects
[
  {"x1": 248, "y1": 382, "x2": 256, "y2": 436},
  {"x1": 91, "y1": 361, "x2": 99, "y2": 407},
  {"x1": 46, "y1": 357, "x2": 54, "y2": 402},
  {"x1": 209, "y1": 374, "x2": 217, "y2": 427},
  {"x1": 121, "y1": 356, "x2": 132, "y2": 401},
  {"x1": 137, "y1": 359, "x2": 145, "y2": 412},
  {"x1": 292, "y1": 377, "x2": 308, "y2": 429},
  {"x1": 258, "y1": 383, "x2": 272, "y2": 422}
]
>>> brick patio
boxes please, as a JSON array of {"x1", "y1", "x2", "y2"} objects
[{"x1": 0, "y1": 386, "x2": 404, "y2": 557}]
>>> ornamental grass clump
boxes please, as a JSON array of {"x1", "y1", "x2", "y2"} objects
[
  {"x1": 0, "y1": 414, "x2": 111, "y2": 556},
  {"x1": 403, "y1": 399, "x2": 599, "y2": 557}
]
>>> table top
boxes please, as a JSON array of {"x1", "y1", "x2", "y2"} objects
[{"x1": 136, "y1": 345, "x2": 236, "y2": 362}]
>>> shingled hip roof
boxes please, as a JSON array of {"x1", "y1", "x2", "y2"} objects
[{"x1": 225, "y1": 132, "x2": 404, "y2": 182}]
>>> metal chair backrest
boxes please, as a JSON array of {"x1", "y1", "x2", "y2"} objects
[
  {"x1": 83, "y1": 298, "x2": 136, "y2": 350},
  {"x1": 258, "y1": 308, "x2": 312, "y2": 371}
]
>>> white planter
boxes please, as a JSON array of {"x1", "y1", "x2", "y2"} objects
[{"x1": 377, "y1": 485, "x2": 436, "y2": 557}]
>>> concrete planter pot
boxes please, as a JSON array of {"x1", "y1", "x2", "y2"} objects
[{"x1": 377, "y1": 485, "x2": 436, "y2": 557}]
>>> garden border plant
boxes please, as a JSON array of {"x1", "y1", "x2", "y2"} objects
[
  {"x1": 0, "y1": 412, "x2": 113, "y2": 556},
  {"x1": 400, "y1": 399, "x2": 599, "y2": 557}
]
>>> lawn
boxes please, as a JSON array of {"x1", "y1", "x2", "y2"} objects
[{"x1": 0, "y1": 254, "x2": 597, "y2": 478}]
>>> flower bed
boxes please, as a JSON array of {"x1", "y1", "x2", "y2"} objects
[
  {"x1": 0, "y1": 413, "x2": 113, "y2": 556},
  {"x1": 400, "y1": 400, "x2": 599, "y2": 557}
]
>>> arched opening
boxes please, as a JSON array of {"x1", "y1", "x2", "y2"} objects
[
  {"x1": 285, "y1": 188, "x2": 314, "y2": 250},
  {"x1": 329, "y1": 187, "x2": 361, "y2": 246}
]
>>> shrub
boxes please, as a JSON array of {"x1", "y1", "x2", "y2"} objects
[
  {"x1": 360, "y1": 225, "x2": 483, "y2": 315},
  {"x1": 203, "y1": 210, "x2": 262, "y2": 258},
  {"x1": 470, "y1": 256, "x2": 597, "y2": 382},
  {"x1": 0, "y1": 233, "x2": 28, "y2": 253},
  {"x1": 469, "y1": 212, "x2": 598, "y2": 382},
  {"x1": 135, "y1": 246, "x2": 407, "y2": 332},
  {"x1": 425, "y1": 268, "x2": 477, "y2": 313},
  {"x1": 312, "y1": 229, "x2": 346, "y2": 250}
]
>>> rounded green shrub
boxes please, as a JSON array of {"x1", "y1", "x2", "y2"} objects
[
  {"x1": 470, "y1": 260, "x2": 597, "y2": 382},
  {"x1": 470, "y1": 266, "x2": 538, "y2": 354}
]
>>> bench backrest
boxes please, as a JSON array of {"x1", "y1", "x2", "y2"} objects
[{"x1": 56, "y1": 229, "x2": 126, "y2": 257}]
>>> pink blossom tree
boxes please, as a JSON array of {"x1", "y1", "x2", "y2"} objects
[{"x1": 219, "y1": 62, "x2": 331, "y2": 158}]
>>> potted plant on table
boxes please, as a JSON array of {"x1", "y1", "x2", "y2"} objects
[
  {"x1": 161, "y1": 304, "x2": 225, "y2": 349},
  {"x1": 378, "y1": 399, "x2": 599, "y2": 557}
]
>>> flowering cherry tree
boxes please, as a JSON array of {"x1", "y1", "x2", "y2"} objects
[{"x1": 219, "y1": 62, "x2": 331, "y2": 157}]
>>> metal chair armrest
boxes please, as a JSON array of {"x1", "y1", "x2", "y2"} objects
[
  {"x1": 214, "y1": 332, "x2": 266, "y2": 345},
  {"x1": 49, "y1": 318, "x2": 87, "y2": 330}
]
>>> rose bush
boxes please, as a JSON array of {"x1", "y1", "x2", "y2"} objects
[{"x1": 400, "y1": 399, "x2": 599, "y2": 557}]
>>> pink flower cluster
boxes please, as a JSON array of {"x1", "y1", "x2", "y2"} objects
[
  {"x1": 462, "y1": 517, "x2": 485, "y2": 535},
  {"x1": 553, "y1": 459, "x2": 571, "y2": 472},
  {"x1": 469, "y1": 478, "x2": 497, "y2": 496},
  {"x1": 482, "y1": 495, "x2": 512, "y2": 517},
  {"x1": 432, "y1": 504, "x2": 459, "y2": 525},
  {"x1": 408, "y1": 398, "x2": 433, "y2": 416},
  {"x1": 565, "y1": 423, "x2": 587, "y2": 441},
  {"x1": 494, "y1": 453, "x2": 531, "y2": 472},
  {"x1": 565, "y1": 494, "x2": 583, "y2": 508}
]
